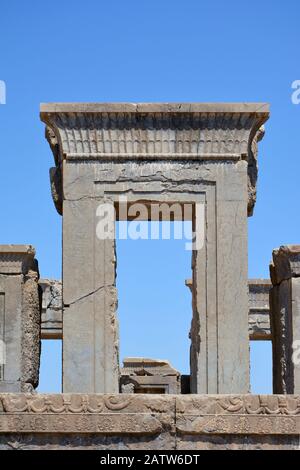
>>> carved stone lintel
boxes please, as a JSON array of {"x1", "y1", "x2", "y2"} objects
[{"x1": 41, "y1": 103, "x2": 269, "y2": 218}]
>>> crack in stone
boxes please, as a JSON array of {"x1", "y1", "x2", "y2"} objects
[{"x1": 66, "y1": 284, "x2": 114, "y2": 306}]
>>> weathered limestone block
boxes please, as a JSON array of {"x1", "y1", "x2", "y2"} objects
[
  {"x1": 0, "y1": 246, "x2": 41, "y2": 392},
  {"x1": 0, "y1": 393, "x2": 176, "y2": 450},
  {"x1": 176, "y1": 394, "x2": 300, "y2": 450},
  {"x1": 39, "y1": 279, "x2": 62, "y2": 339},
  {"x1": 176, "y1": 394, "x2": 300, "y2": 434},
  {"x1": 247, "y1": 125, "x2": 265, "y2": 216},
  {"x1": 187, "y1": 278, "x2": 272, "y2": 341},
  {"x1": 46, "y1": 127, "x2": 63, "y2": 215},
  {"x1": 40, "y1": 278, "x2": 273, "y2": 340},
  {"x1": 0, "y1": 394, "x2": 299, "y2": 450},
  {"x1": 248, "y1": 279, "x2": 272, "y2": 340},
  {"x1": 40, "y1": 102, "x2": 269, "y2": 394},
  {"x1": 120, "y1": 358, "x2": 181, "y2": 394},
  {"x1": 270, "y1": 245, "x2": 300, "y2": 393}
]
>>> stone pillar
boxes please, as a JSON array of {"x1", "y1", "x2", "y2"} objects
[
  {"x1": 0, "y1": 245, "x2": 41, "y2": 392},
  {"x1": 269, "y1": 245, "x2": 300, "y2": 394},
  {"x1": 41, "y1": 102, "x2": 269, "y2": 394}
]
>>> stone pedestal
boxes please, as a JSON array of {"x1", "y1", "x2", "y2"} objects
[
  {"x1": 40, "y1": 102, "x2": 269, "y2": 394},
  {"x1": 0, "y1": 246, "x2": 40, "y2": 392},
  {"x1": 270, "y1": 245, "x2": 300, "y2": 394}
]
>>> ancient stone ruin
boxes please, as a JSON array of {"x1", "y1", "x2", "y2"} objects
[{"x1": 0, "y1": 103, "x2": 299, "y2": 449}]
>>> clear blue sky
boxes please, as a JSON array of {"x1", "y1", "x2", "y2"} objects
[{"x1": 0, "y1": 0, "x2": 299, "y2": 393}]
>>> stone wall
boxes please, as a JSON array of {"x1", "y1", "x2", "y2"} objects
[{"x1": 0, "y1": 394, "x2": 299, "y2": 450}]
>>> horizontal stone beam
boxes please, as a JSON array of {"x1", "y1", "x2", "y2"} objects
[
  {"x1": 0, "y1": 393, "x2": 299, "y2": 449},
  {"x1": 41, "y1": 278, "x2": 272, "y2": 341}
]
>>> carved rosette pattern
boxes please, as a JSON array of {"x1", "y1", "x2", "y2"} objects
[
  {"x1": 0, "y1": 394, "x2": 174, "y2": 435},
  {"x1": 176, "y1": 395, "x2": 300, "y2": 435},
  {"x1": 0, "y1": 394, "x2": 300, "y2": 435}
]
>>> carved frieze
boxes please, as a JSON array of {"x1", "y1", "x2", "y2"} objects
[{"x1": 0, "y1": 394, "x2": 299, "y2": 436}]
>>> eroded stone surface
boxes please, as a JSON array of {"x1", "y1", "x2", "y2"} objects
[
  {"x1": 0, "y1": 246, "x2": 41, "y2": 392},
  {"x1": 41, "y1": 279, "x2": 273, "y2": 341},
  {"x1": 187, "y1": 278, "x2": 272, "y2": 340},
  {"x1": 270, "y1": 246, "x2": 300, "y2": 393},
  {"x1": 120, "y1": 358, "x2": 181, "y2": 394},
  {"x1": 41, "y1": 102, "x2": 269, "y2": 394},
  {"x1": 248, "y1": 279, "x2": 272, "y2": 340},
  {"x1": 39, "y1": 279, "x2": 62, "y2": 339},
  {"x1": 0, "y1": 394, "x2": 299, "y2": 450}
]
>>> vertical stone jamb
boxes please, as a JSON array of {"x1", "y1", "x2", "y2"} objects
[
  {"x1": 270, "y1": 245, "x2": 300, "y2": 393},
  {"x1": 0, "y1": 245, "x2": 41, "y2": 392}
]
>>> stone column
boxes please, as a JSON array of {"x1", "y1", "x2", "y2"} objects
[
  {"x1": 0, "y1": 245, "x2": 41, "y2": 392},
  {"x1": 41, "y1": 102, "x2": 269, "y2": 394},
  {"x1": 270, "y1": 245, "x2": 300, "y2": 393}
]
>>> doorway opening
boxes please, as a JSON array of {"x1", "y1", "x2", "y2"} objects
[{"x1": 116, "y1": 221, "x2": 192, "y2": 377}]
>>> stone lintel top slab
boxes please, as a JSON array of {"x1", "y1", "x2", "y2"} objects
[
  {"x1": 0, "y1": 245, "x2": 36, "y2": 275},
  {"x1": 0, "y1": 245, "x2": 35, "y2": 255},
  {"x1": 40, "y1": 102, "x2": 269, "y2": 162},
  {"x1": 40, "y1": 102, "x2": 269, "y2": 115},
  {"x1": 41, "y1": 102, "x2": 270, "y2": 217}
]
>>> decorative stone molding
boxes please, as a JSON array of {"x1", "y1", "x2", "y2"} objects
[
  {"x1": 0, "y1": 394, "x2": 299, "y2": 445},
  {"x1": 0, "y1": 394, "x2": 175, "y2": 436},
  {"x1": 41, "y1": 103, "x2": 269, "y2": 217}
]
